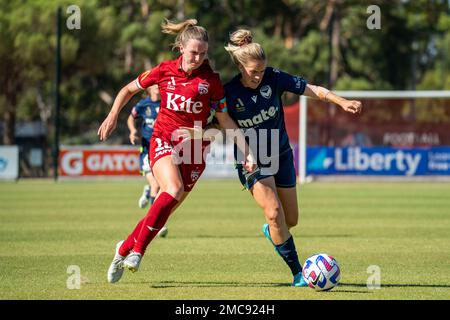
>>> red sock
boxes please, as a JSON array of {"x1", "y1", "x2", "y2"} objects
[
  {"x1": 118, "y1": 218, "x2": 145, "y2": 257},
  {"x1": 133, "y1": 192, "x2": 178, "y2": 255}
]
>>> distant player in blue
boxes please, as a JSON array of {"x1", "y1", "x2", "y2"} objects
[
  {"x1": 127, "y1": 85, "x2": 167, "y2": 237},
  {"x1": 224, "y1": 29, "x2": 362, "y2": 287}
]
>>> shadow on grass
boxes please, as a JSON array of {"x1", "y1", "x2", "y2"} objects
[
  {"x1": 138, "y1": 280, "x2": 450, "y2": 292},
  {"x1": 340, "y1": 282, "x2": 450, "y2": 289},
  {"x1": 144, "y1": 281, "x2": 368, "y2": 294},
  {"x1": 170, "y1": 234, "x2": 355, "y2": 239},
  {"x1": 148, "y1": 281, "x2": 289, "y2": 288}
]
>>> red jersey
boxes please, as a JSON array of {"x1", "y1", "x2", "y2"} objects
[{"x1": 135, "y1": 56, "x2": 227, "y2": 140}]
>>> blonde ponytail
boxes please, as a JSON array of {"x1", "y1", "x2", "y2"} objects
[
  {"x1": 224, "y1": 29, "x2": 266, "y2": 66},
  {"x1": 161, "y1": 18, "x2": 208, "y2": 50}
]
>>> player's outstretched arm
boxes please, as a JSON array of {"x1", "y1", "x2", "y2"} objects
[
  {"x1": 303, "y1": 84, "x2": 362, "y2": 114},
  {"x1": 98, "y1": 81, "x2": 141, "y2": 141}
]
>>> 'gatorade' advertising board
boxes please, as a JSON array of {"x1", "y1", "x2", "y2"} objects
[{"x1": 59, "y1": 146, "x2": 140, "y2": 177}]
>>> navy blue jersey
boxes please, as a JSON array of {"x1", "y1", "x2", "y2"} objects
[
  {"x1": 224, "y1": 67, "x2": 307, "y2": 163},
  {"x1": 131, "y1": 97, "x2": 160, "y2": 142}
]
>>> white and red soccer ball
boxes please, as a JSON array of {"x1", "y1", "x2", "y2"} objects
[{"x1": 302, "y1": 253, "x2": 341, "y2": 291}]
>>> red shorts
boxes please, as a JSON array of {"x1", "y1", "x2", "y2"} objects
[{"x1": 149, "y1": 134, "x2": 210, "y2": 192}]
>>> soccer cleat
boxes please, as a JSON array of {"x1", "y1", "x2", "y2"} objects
[
  {"x1": 107, "y1": 240, "x2": 125, "y2": 283},
  {"x1": 123, "y1": 251, "x2": 142, "y2": 273},
  {"x1": 157, "y1": 226, "x2": 168, "y2": 238},
  {"x1": 262, "y1": 223, "x2": 281, "y2": 257},
  {"x1": 138, "y1": 185, "x2": 151, "y2": 208},
  {"x1": 293, "y1": 272, "x2": 308, "y2": 287},
  {"x1": 262, "y1": 223, "x2": 275, "y2": 245}
]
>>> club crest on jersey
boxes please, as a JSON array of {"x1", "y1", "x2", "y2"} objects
[
  {"x1": 260, "y1": 85, "x2": 272, "y2": 99},
  {"x1": 191, "y1": 170, "x2": 201, "y2": 182},
  {"x1": 145, "y1": 107, "x2": 152, "y2": 117},
  {"x1": 198, "y1": 82, "x2": 209, "y2": 95}
]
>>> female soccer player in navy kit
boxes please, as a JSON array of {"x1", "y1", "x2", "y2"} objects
[
  {"x1": 224, "y1": 29, "x2": 362, "y2": 286},
  {"x1": 98, "y1": 19, "x2": 256, "y2": 283}
]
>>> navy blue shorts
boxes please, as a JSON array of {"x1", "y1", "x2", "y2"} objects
[
  {"x1": 236, "y1": 149, "x2": 297, "y2": 190},
  {"x1": 139, "y1": 145, "x2": 151, "y2": 175}
]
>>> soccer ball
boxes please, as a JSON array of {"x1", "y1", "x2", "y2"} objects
[{"x1": 302, "y1": 253, "x2": 341, "y2": 291}]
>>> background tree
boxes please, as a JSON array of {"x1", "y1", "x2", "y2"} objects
[{"x1": 1, "y1": 0, "x2": 449, "y2": 152}]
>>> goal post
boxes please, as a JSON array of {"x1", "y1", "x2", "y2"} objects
[{"x1": 298, "y1": 90, "x2": 450, "y2": 184}]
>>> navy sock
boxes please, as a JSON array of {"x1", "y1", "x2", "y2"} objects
[
  {"x1": 275, "y1": 236, "x2": 302, "y2": 276},
  {"x1": 149, "y1": 196, "x2": 156, "y2": 204}
]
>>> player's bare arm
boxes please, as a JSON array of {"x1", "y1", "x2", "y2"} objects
[
  {"x1": 126, "y1": 114, "x2": 139, "y2": 145},
  {"x1": 98, "y1": 80, "x2": 141, "y2": 141},
  {"x1": 304, "y1": 84, "x2": 362, "y2": 114},
  {"x1": 176, "y1": 112, "x2": 257, "y2": 172},
  {"x1": 215, "y1": 111, "x2": 257, "y2": 172}
]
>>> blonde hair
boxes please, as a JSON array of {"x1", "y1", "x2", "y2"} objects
[
  {"x1": 224, "y1": 29, "x2": 266, "y2": 66},
  {"x1": 161, "y1": 18, "x2": 208, "y2": 50}
]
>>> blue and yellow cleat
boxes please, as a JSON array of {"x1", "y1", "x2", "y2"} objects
[{"x1": 293, "y1": 272, "x2": 308, "y2": 287}]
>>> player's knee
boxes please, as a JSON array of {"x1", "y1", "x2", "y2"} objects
[
  {"x1": 165, "y1": 182, "x2": 184, "y2": 200},
  {"x1": 265, "y1": 207, "x2": 283, "y2": 227}
]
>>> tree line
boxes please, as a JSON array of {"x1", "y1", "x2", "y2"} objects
[{"x1": 1, "y1": 0, "x2": 449, "y2": 146}]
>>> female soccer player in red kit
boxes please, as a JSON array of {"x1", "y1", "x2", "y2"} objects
[{"x1": 98, "y1": 19, "x2": 256, "y2": 283}]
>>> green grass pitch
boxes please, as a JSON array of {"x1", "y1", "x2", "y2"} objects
[{"x1": 1, "y1": 179, "x2": 449, "y2": 300}]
